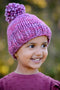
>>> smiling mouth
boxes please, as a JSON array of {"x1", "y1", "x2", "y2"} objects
[{"x1": 31, "y1": 58, "x2": 42, "y2": 63}]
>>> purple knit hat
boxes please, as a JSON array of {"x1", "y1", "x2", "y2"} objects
[{"x1": 5, "y1": 3, "x2": 52, "y2": 59}]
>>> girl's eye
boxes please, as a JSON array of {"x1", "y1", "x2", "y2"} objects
[
  {"x1": 41, "y1": 44, "x2": 47, "y2": 48},
  {"x1": 28, "y1": 45, "x2": 35, "y2": 48}
]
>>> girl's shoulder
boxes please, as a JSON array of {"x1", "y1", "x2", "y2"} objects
[
  {"x1": 39, "y1": 72, "x2": 60, "y2": 89},
  {"x1": 0, "y1": 72, "x2": 15, "y2": 90},
  {"x1": 0, "y1": 72, "x2": 15, "y2": 81},
  {"x1": 50, "y1": 79, "x2": 60, "y2": 90}
]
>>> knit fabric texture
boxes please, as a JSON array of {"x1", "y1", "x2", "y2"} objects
[
  {"x1": 0, "y1": 72, "x2": 60, "y2": 90},
  {"x1": 5, "y1": 3, "x2": 52, "y2": 59}
]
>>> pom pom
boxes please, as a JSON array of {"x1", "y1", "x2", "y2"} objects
[{"x1": 5, "y1": 3, "x2": 26, "y2": 23}]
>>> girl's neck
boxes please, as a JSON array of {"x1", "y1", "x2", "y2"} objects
[{"x1": 15, "y1": 64, "x2": 39, "y2": 75}]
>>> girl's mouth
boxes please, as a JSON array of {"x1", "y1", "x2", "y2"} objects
[{"x1": 31, "y1": 58, "x2": 42, "y2": 63}]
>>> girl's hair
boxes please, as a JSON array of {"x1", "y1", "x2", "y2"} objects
[{"x1": 5, "y1": 3, "x2": 52, "y2": 59}]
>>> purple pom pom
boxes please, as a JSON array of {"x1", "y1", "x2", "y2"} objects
[{"x1": 5, "y1": 3, "x2": 26, "y2": 23}]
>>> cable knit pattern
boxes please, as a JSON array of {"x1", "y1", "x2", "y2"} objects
[{"x1": 0, "y1": 72, "x2": 60, "y2": 90}]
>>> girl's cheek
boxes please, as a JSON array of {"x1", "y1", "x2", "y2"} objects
[
  {"x1": 45, "y1": 50, "x2": 48, "y2": 56},
  {"x1": 44, "y1": 49, "x2": 48, "y2": 55}
]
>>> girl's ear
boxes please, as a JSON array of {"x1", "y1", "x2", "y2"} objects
[{"x1": 15, "y1": 53, "x2": 17, "y2": 58}]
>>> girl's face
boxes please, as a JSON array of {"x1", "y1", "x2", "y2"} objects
[{"x1": 15, "y1": 36, "x2": 48, "y2": 70}]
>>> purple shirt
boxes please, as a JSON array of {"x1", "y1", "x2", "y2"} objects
[{"x1": 0, "y1": 72, "x2": 60, "y2": 90}]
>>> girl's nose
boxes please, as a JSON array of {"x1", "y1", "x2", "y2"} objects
[{"x1": 35, "y1": 48, "x2": 43, "y2": 56}]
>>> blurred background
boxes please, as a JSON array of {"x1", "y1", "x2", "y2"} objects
[{"x1": 0, "y1": 0, "x2": 60, "y2": 80}]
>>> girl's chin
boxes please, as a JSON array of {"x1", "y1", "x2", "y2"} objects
[{"x1": 30, "y1": 64, "x2": 42, "y2": 69}]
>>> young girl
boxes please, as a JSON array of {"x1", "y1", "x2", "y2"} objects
[{"x1": 0, "y1": 3, "x2": 60, "y2": 90}]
